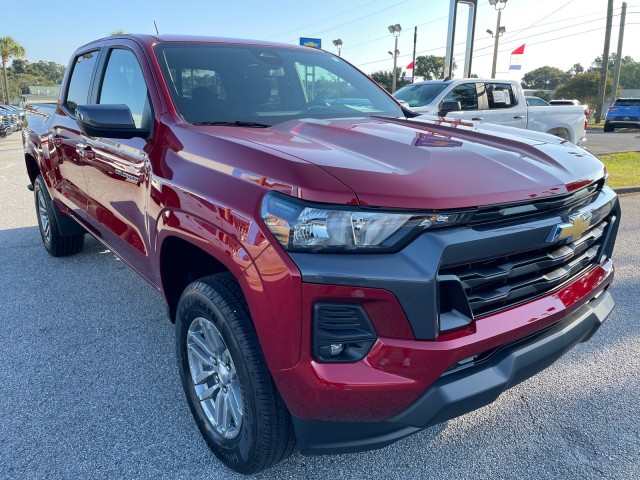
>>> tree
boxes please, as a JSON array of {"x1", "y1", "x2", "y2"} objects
[
  {"x1": 589, "y1": 53, "x2": 634, "y2": 72},
  {"x1": 8, "y1": 59, "x2": 66, "y2": 85},
  {"x1": 0, "y1": 36, "x2": 26, "y2": 103},
  {"x1": 110, "y1": 30, "x2": 126, "y2": 35},
  {"x1": 561, "y1": 63, "x2": 584, "y2": 83},
  {"x1": 370, "y1": 70, "x2": 409, "y2": 92},
  {"x1": 521, "y1": 66, "x2": 564, "y2": 90},
  {"x1": 414, "y1": 55, "x2": 456, "y2": 80},
  {"x1": 533, "y1": 89, "x2": 550, "y2": 101},
  {"x1": 619, "y1": 61, "x2": 640, "y2": 89},
  {"x1": 554, "y1": 71, "x2": 613, "y2": 107}
]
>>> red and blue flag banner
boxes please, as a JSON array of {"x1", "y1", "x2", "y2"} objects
[{"x1": 509, "y1": 44, "x2": 525, "y2": 71}]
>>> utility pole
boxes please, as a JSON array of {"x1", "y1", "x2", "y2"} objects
[
  {"x1": 611, "y1": 2, "x2": 627, "y2": 103},
  {"x1": 491, "y1": 9, "x2": 502, "y2": 79},
  {"x1": 595, "y1": 0, "x2": 614, "y2": 124}
]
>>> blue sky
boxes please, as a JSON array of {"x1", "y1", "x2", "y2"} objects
[{"x1": 2, "y1": 0, "x2": 637, "y2": 79}]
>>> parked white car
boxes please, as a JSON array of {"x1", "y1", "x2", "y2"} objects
[{"x1": 394, "y1": 79, "x2": 587, "y2": 145}]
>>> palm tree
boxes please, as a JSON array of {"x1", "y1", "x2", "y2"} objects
[{"x1": 0, "y1": 36, "x2": 26, "y2": 103}]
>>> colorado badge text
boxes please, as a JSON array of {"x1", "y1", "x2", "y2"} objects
[{"x1": 547, "y1": 211, "x2": 593, "y2": 243}]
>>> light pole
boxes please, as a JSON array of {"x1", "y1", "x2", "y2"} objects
[
  {"x1": 488, "y1": 0, "x2": 508, "y2": 79},
  {"x1": 332, "y1": 39, "x2": 343, "y2": 57},
  {"x1": 388, "y1": 24, "x2": 402, "y2": 93}
]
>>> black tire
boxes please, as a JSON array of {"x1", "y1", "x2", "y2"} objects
[
  {"x1": 34, "y1": 175, "x2": 85, "y2": 257},
  {"x1": 176, "y1": 273, "x2": 296, "y2": 474},
  {"x1": 603, "y1": 122, "x2": 614, "y2": 132}
]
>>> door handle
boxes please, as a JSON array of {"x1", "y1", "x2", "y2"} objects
[
  {"x1": 513, "y1": 115, "x2": 525, "y2": 119},
  {"x1": 76, "y1": 145, "x2": 96, "y2": 160},
  {"x1": 48, "y1": 134, "x2": 62, "y2": 147},
  {"x1": 472, "y1": 117, "x2": 484, "y2": 121}
]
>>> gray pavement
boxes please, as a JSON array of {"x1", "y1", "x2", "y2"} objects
[
  {"x1": 584, "y1": 129, "x2": 640, "y2": 156},
  {"x1": 1, "y1": 132, "x2": 639, "y2": 479}
]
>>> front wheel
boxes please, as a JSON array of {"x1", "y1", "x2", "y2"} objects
[
  {"x1": 34, "y1": 175, "x2": 84, "y2": 257},
  {"x1": 175, "y1": 273, "x2": 296, "y2": 474}
]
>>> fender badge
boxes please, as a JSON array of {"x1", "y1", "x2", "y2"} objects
[{"x1": 547, "y1": 211, "x2": 592, "y2": 243}]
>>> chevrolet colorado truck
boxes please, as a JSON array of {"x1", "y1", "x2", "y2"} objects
[
  {"x1": 22, "y1": 34, "x2": 619, "y2": 474},
  {"x1": 394, "y1": 79, "x2": 588, "y2": 145}
]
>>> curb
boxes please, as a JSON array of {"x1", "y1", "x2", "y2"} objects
[{"x1": 613, "y1": 186, "x2": 640, "y2": 195}]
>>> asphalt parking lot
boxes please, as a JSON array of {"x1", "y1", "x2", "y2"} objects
[
  {"x1": 584, "y1": 129, "x2": 640, "y2": 156},
  {"x1": 1, "y1": 131, "x2": 639, "y2": 479}
]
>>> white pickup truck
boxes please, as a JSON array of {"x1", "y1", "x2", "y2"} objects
[{"x1": 394, "y1": 78, "x2": 588, "y2": 145}]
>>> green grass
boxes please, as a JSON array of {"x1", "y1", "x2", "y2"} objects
[
  {"x1": 599, "y1": 151, "x2": 640, "y2": 187},
  {"x1": 588, "y1": 120, "x2": 604, "y2": 130}
]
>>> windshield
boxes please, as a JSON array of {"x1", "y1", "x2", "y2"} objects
[
  {"x1": 393, "y1": 83, "x2": 448, "y2": 107},
  {"x1": 154, "y1": 43, "x2": 403, "y2": 126}
]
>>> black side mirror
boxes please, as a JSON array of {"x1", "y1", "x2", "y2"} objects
[
  {"x1": 75, "y1": 104, "x2": 150, "y2": 139},
  {"x1": 438, "y1": 101, "x2": 462, "y2": 117}
]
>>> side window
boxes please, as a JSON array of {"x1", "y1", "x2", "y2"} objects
[
  {"x1": 443, "y1": 83, "x2": 478, "y2": 110},
  {"x1": 98, "y1": 49, "x2": 150, "y2": 128},
  {"x1": 486, "y1": 83, "x2": 517, "y2": 109},
  {"x1": 65, "y1": 51, "x2": 99, "y2": 112}
]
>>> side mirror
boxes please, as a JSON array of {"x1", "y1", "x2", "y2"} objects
[
  {"x1": 438, "y1": 101, "x2": 462, "y2": 117},
  {"x1": 75, "y1": 104, "x2": 150, "y2": 139}
]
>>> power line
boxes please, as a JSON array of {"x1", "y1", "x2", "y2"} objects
[
  {"x1": 499, "y1": 0, "x2": 576, "y2": 43},
  {"x1": 265, "y1": 0, "x2": 379, "y2": 40},
  {"x1": 352, "y1": 5, "x2": 640, "y2": 72},
  {"x1": 472, "y1": 23, "x2": 633, "y2": 59},
  {"x1": 282, "y1": 0, "x2": 411, "y2": 43},
  {"x1": 473, "y1": 11, "x2": 635, "y2": 54},
  {"x1": 356, "y1": 17, "x2": 638, "y2": 72}
]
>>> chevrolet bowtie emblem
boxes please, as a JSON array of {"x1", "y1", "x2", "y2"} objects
[{"x1": 547, "y1": 211, "x2": 593, "y2": 243}]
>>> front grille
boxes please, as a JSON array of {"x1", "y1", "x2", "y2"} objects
[{"x1": 439, "y1": 215, "x2": 612, "y2": 318}]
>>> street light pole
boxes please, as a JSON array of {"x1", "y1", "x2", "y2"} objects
[
  {"x1": 392, "y1": 35, "x2": 399, "y2": 92},
  {"x1": 488, "y1": 0, "x2": 507, "y2": 79},
  {"x1": 332, "y1": 39, "x2": 343, "y2": 57},
  {"x1": 388, "y1": 24, "x2": 402, "y2": 93}
]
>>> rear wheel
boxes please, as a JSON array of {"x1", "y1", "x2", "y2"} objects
[
  {"x1": 34, "y1": 175, "x2": 84, "y2": 257},
  {"x1": 175, "y1": 273, "x2": 296, "y2": 474},
  {"x1": 603, "y1": 122, "x2": 614, "y2": 132}
]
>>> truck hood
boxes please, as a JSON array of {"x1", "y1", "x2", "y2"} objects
[{"x1": 195, "y1": 116, "x2": 605, "y2": 210}]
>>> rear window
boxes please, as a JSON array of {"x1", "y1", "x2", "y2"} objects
[{"x1": 613, "y1": 99, "x2": 640, "y2": 107}]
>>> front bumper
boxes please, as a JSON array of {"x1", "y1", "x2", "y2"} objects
[{"x1": 293, "y1": 288, "x2": 614, "y2": 454}]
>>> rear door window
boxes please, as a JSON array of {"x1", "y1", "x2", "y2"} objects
[{"x1": 485, "y1": 83, "x2": 517, "y2": 109}]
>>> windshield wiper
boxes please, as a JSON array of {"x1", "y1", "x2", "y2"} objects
[{"x1": 192, "y1": 120, "x2": 270, "y2": 128}]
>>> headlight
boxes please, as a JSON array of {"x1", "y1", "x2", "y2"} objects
[{"x1": 261, "y1": 193, "x2": 473, "y2": 252}]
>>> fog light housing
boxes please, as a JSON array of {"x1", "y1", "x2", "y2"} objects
[{"x1": 312, "y1": 303, "x2": 377, "y2": 363}]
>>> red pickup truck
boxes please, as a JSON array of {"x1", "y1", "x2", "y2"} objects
[{"x1": 23, "y1": 34, "x2": 620, "y2": 474}]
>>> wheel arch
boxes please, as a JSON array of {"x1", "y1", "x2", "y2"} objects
[
  {"x1": 25, "y1": 152, "x2": 40, "y2": 185},
  {"x1": 159, "y1": 235, "x2": 233, "y2": 321},
  {"x1": 546, "y1": 127, "x2": 572, "y2": 143}
]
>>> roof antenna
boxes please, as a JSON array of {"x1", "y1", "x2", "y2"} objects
[{"x1": 154, "y1": 20, "x2": 160, "y2": 34}]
